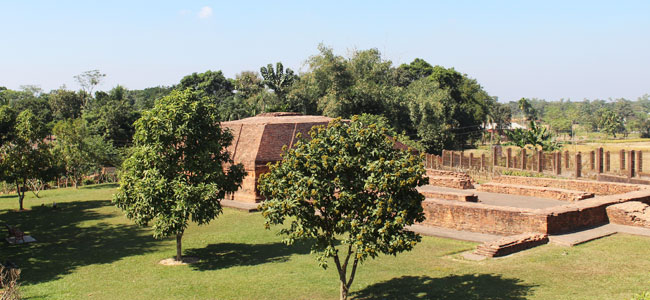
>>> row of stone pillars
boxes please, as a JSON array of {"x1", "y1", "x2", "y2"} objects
[
  {"x1": 493, "y1": 147, "x2": 643, "y2": 178},
  {"x1": 443, "y1": 150, "x2": 487, "y2": 170}
]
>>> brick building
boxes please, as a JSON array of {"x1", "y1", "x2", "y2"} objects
[{"x1": 222, "y1": 112, "x2": 335, "y2": 203}]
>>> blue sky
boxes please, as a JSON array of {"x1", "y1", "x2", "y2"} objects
[{"x1": 1, "y1": 0, "x2": 649, "y2": 102}]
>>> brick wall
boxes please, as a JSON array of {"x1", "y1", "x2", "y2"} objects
[{"x1": 492, "y1": 175, "x2": 641, "y2": 195}]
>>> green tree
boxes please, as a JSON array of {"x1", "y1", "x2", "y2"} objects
[
  {"x1": 1, "y1": 109, "x2": 57, "y2": 210},
  {"x1": 518, "y1": 98, "x2": 537, "y2": 121},
  {"x1": 258, "y1": 117, "x2": 427, "y2": 300},
  {"x1": 52, "y1": 119, "x2": 118, "y2": 188},
  {"x1": 113, "y1": 89, "x2": 245, "y2": 261},
  {"x1": 74, "y1": 69, "x2": 106, "y2": 108},
  {"x1": 83, "y1": 86, "x2": 139, "y2": 147},
  {"x1": 597, "y1": 108, "x2": 626, "y2": 138},
  {"x1": 178, "y1": 70, "x2": 234, "y2": 101},
  {"x1": 48, "y1": 88, "x2": 84, "y2": 121},
  {"x1": 260, "y1": 62, "x2": 297, "y2": 106}
]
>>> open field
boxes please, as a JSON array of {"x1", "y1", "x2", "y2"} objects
[{"x1": 1, "y1": 185, "x2": 649, "y2": 299}]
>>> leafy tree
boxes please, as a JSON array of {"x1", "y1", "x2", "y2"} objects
[
  {"x1": 260, "y1": 62, "x2": 297, "y2": 105},
  {"x1": 518, "y1": 98, "x2": 537, "y2": 121},
  {"x1": 178, "y1": 70, "x2": 234, "y2": 101},
  {"x1": 74, "y1": 69, "x2": 106, "y2": 108},
  {"x1": 505, "y1": 121, "x2": 559, "y2": 151},
  {"x1": 597, "y1": 108, "x2": 626, "y2": 138},
  {"x1": 0, "y1": 109, "x2": 57, "y2": 210},
  {"x1": 128, "y1": 86, "x2": 173, "y2": 111},
  {"x1": 52, "y1": 119, "x2": 118, "y2": 188},
  {"x1": 113, "y1": 89, "x2": 245, "y2": 261},
  {"x1": 83, "y1": 86, "x2": 139, "y2": 147},
  {"x1": 48, "y1": 89, "x2": 84, "y2": 121},
  {"x1": 394, "y1": 58, "x2": 434, "y2": 87},
  {"x1": 259, "y1": 117, "x2": 427, "y2": 300}
]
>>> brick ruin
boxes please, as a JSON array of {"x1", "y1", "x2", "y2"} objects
[
  {"x1": 220, "y1": 113, "x2": 650, "y2": 257},
  {"x1": 222, "y1": 112, "x2": 334, "y2": 203}
]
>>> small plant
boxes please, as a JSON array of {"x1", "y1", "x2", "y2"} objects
[
  {"x1": 501, "y1": 169, "x2": 554, "y2": 178},
  {"x1": 0, "y1": 263, "x2": 21, "y2": 300}
]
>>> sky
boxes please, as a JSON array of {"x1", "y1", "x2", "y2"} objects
[{"x1": 1, "y1": 0, "x2": 649, "y2": 102}]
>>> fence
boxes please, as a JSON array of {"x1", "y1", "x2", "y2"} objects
[{"x1": 423, "y1": 147, "x2": 648, "y2": 182}]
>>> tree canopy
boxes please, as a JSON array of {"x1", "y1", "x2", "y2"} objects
[
  {"x1": 113, "y1": 89, "x2": 246, "y2": 261},
  {"x1": 259, "y1": 117, "x2": 427, "y2": 300}
]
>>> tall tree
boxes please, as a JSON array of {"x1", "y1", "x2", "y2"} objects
[
  {"x1": 48, "y1": 89, "x2": 84, "y2": 121},
  {"x1": 259, "y1": 117, "x2": 427, "y2": 300},
  {"x1": 74, "y1": 69, "x2": 106, "y2": 108},
  {"x1": 1, "y1": 109, "x2": 57, "y2": 210},
  {"x1": 113, "y1": 89, "x2": 245, "y2": 261},
  {"x1": 260, "y1": 62, "x2": 297, "y2": 106},
  {"x1": 178, "y1": 70, "x2": 234, "y2": 101},
  {"x1": 52, "y1": 119, "x2": 117, "y2": 188}
]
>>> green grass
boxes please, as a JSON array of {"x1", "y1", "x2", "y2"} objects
[{"x1": 1, "y1": 185, "x2": 649, "y2": 299}]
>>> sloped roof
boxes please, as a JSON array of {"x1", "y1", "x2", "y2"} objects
[{"x1": 222, "y1": 113, "x2": 334, "y2": 169}]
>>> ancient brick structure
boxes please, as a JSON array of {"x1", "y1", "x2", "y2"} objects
[
  {"x1": 474, "y1": 233, "x2": 548, "y2": 257},
  {"x1": 425, "y1": 169, "x2": 475, "y2": 189},
  {"x1": 491, "y1": 175, "x2": 640, "y2": 196},
  {"x1": 222, "y1": 113, "x2": 334, "y2": 202},
  {"x1": 478, "y1": 182, "x2": 594, "y2": 202},
  {"x1": 606, "y1": 201, "x2": 650, "y2": 228}
]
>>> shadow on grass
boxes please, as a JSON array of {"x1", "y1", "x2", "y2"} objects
[
  {"x1": 79, "y1": 183, "x2": 119, "y2": 190},
  {"x1": 352, "y1": 274, "x2": 535, "y2": 300},
  {"x1": 186, "y1": 240, "x2": 312, "y2": 271},
  {"x1": 0, "y1": 200, "x2": 159, "y2": 285}
]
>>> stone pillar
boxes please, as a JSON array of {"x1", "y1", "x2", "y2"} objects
[
  {"x1": 564, "y1": 151, "x2": 570, "y2": 169},
  {"x1": 590, "y1": 151, "x2": 595, "y2": 170},
  {"x1": 506, "y1": 148, "x2": 512, "y2": 169},
  {"x1": 460, "y1": 152, "x2": 465, "y2": 168},
  {"x1": 629, "y1": 150, "x2": 636, "y2": 178},
  {"x1": 596, "y1": 147, "x2": 604, "y2": 174},
  {"x1": 620, "y1": 149, "x2": 626, "y2": 171},
  {"x1": 521, "y1": 148, "x2": 527, "y2": 170},
  {"x1": 481, "y1": 153, "x2": 486, "y2": 170},
  {"x1": 492, "y1": 147, "x2": 498, "y2": 168},
  {"x1": 537, "y1": 150, "x2": 543, "y2": 172},
  {"x1": 637, "y1": 150, "x2": 643, "y2": 174},
  {"x1": 575, "y1": 152, "x2": 582, "y2": 178},
  {"x1": 556, "y1": 151, "x2": 562, "y2": 175},
  {"x1": 450, "y1": 151, "x2": 455, "y2": 168},
  {"x1": 606, "y1": 151, "x2": 611, "y2": 172}
]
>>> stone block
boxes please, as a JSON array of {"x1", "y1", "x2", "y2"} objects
[
  {"x1": 606, "y1": 201, "x2": 650, "y2": 228},
  {"x1": 474, "y1": 233, "x2": 548, "y2": 257}
]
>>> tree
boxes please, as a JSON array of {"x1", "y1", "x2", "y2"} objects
[
  {"x1": 178, "y1": 70, "x2": 234, "y2": 101},
  {"x1": 48, "y1": 89, "x2": 84, "y2": 121},
  {"x1": 83, "y1": 86, "x2": 139, "y2": 147},
  {"x1": 260, "y1": 62, "x2": 297, "y2": 105},
  {"x1": 258, "y1": 117, "x2": 427, "y2": 300},
  {"x1": 597, "y1": 108, "x2": 626, "y2": 138},
  {"x1": 52, "y1": 119, "x2": 118, "y2": 188},
  {"x1": 74, "y1": 70, "x2": 106, "y2": 107},
  {"x1": 518, "y1": 98, "x2": 537, "y2": 121},
  {"x1": 0, "y1": 109, "x2": 57, "y2": 210},
  {"x1": 113, "y1": 89, "x2": 245, "y2": 261}
]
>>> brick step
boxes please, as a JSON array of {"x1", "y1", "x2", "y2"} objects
[
  {"x1": 426, "y1": 169, "x2": 473, "y2": 179},
  {"x1": 606, "y1": 201, "x2": 650, "y2": 228},
  {"x1": 427, "y1": 176, "x2": 475, "y2": 190},
  {"x1": 474, "y1": 233, "x2": 549, "y2": 257},
  {"x1": 418, "y1": 188, "x2": 478, "y2": 202},
  {"x1": 478, "y1": 182, "x2": 594, "y2": 201}
]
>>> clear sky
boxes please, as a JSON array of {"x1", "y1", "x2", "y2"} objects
[{"x1": 1, "y1": 0, "x2": 649, "y2": 102}]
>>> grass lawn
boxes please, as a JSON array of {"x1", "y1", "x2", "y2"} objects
[{"x1": 1, "y1": 184, "x2": 649, "y2": 299}]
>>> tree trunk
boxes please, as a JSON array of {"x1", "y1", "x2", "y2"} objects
[
  {"x1": 16, "y1": 181, "x2": 24, "y2": 211},
  {"x1": 340, "y1": 281, "x2": 349, "y2": 300},
  {"x1": 176, "y1": 232, "x2": 183, "y2": 261}
]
